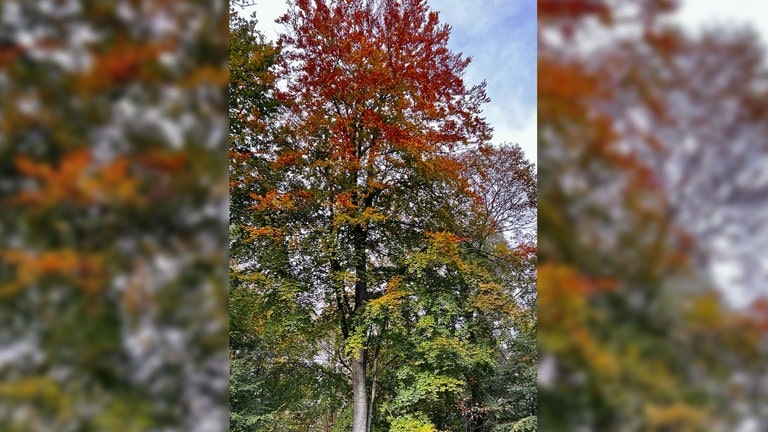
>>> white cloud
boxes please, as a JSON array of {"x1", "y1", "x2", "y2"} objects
[
  {"x1": 492, "y1": 108, "x2": 537, "y2": 164},
  {"x1": 675, "y1": 0, "x2": 768, "y2": 39},
  {"x1": 237, "y1": 1, "x2": 289, "y2": 41}
]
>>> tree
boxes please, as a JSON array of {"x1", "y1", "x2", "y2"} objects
[
  {"x1": 228, "y1": 10, "x2": 353, "y2": 431},
  {"x1": 228, "y1": 0, "x2": 537, "y2": 430},
  {"x1": 277, "y1": 0, "x2": 492, "y2": 429},
  {"x1": 538, "y1": 0, "x2": 768, "y2": 429}
]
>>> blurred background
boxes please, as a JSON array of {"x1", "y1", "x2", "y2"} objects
[
  {"x1": 5, "y1": 0, "x2": 768, "y2": 430},
  {"x1": 539, "y1": 0, "x2": 768, "y2": 430},
  {"x1": 0, "y1": 1, "x2": 229, "y2": 431}
]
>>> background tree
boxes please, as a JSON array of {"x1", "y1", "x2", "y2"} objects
[
  {"x1": 538, "y1": 0, "x2": 768, "y2": 430},
  {"x1": 0, "y1": 1, "x2": 229, "y2": 431}
]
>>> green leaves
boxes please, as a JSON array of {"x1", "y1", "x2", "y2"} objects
[{"x1": 389, "y1": 412, "x2": 438, "y2": 432}]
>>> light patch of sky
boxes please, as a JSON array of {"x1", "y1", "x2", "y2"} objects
[
  {"x1": 235, "y1": 0, "x2": 537, "y2": 165},
  {"x1": 674, "y1": 0, "x2": 768, "y2": 309},
  {"x1": 674, "y1": 0, "x2": 768, "y2": 40}
]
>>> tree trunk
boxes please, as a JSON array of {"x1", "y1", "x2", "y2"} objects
[
  {"x1": 367, "y1": 352, "x2": 379, "y2": 432},
  {"x1": 351, "y1": 194, "x2": 371, "y2": 432},
  {"x1": 351, "y1": 348, "x2": 368, "y2": 432}
]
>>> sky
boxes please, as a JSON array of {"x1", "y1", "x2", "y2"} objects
[
  {"x1": 675, "y1": 0, "x2": 768, "y2": 39},
  {"x1": 235, "y1": 0, "x2": 538, "y2": 164},
  {"x1": 673, "y1": 0, "x2": 768, "y2": 309}
]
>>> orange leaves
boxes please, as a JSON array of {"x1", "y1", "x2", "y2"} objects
[
  {"x1": 538, "y1": 264, "x2": 610, "y2": 336},
  {"x1": 249, "y1": 190, "x2": 295, "y2": 212},
  {"x1": 16, "y1": 149, "x2": 90, "y2": 178},
  {"x1": 281, "y1": 0, "x2": 490, "y2": 168},
  {"x1": 273, "y1": 149, "x2": 306, "y2": 169},
  {"x1": 181, "y1": 64, "x2": 229, "y2": 88},
  {"x1": 538, "y1": 0, "x2": 611, "y2": 21},
  {"x1": 538, "y1": 264, "x2": 620, "y2": 378},
  {"x1": 427, "y1": 155, "x2": 463, "y2": 179},
  {"x1": 78, "y1": 42, "x2": 172, "y2": 92},
  {"x1": 538, "y1": 57, "x2": 606, "y2": 107},
  {"x1": 0, "y1": 45, "x2": 24, "y2": 68},
  {"x1": 644, "y1": 27, "x2": 685, "y2": 55},
  {"x1": 334, "y1": 192, "x2": 357, "y2": 210},
  {"x1": 0, "y1": 249, "x2": 106, "y2": 297},
  {"x1": 516, "y1": 242, "x2": 537, "y2": 259},
  {"x1": 746, "y1": 297, "x2": 768, "y2": 331},
  {"x1": 136, "y1": 150, "x2": 188, "y2": 173},
  {"x1": 11, "y1": 149, "x2": 189, "y2": 209},
  {"x1": 539, "y1": 263, "x2": 617, "y2": 297},
  {"x1": 425, "y1": 230, "x2": 466, "y2": 245},
  {"x1": 11, "y1": 150, "x2": 142, "y2": 208},
  {"x1": 243, "y1": 226, "x2": 284, "y2": 242}
]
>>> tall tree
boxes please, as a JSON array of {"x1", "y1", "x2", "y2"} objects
[
  {"x1": 229, "y1": 1, "x2": 537, "y2": 430},
  {"x1": 279, "y1": 0, "x2": 490, "y2": 428},
  {"x1": 237, "y1": 0, "x2": 504, "y2": 429}
]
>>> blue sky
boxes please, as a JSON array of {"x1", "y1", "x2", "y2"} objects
[{"x1": 238, "y1": 0, "x2": 538, "y2": 164}]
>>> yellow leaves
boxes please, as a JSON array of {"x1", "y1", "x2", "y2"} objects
[
  {"x1": 181, "y1": 65, "x2": 229, "y2": 88},
  {"x1": 0, "y1": 377, "x2": 63, "y2": 400},
  {"x1": 0, "y1": 377, "x2": 75, "y2": 426},
  {"x1": 370, "y1": 287, "x2": 406, "y2": 310},
  {"x1": 11, "y1": 150, "x2": 143, "y2": 208},
  {"x1": 644, "y1": 402, "x2": 707, "y2": 431},
  {"x1": 390, "y1": 413, "x2": 438, "y2": 432},
  {"x1": 0, "y1": 377, "x2": 69, "y2": 415},
  {"x1": 367, "y1": 276, "x2": 407, "y2": 318},
  {"x1": 331, "y1": 204, "x2": 387, "y2": 227},
  {"x1": 0, "y1": 249, "x2": 106, "y2": 297},
  {"x1": 344, "y1": 332, "x2": 366, "y2": 359},
  {"x1": 683, "y1": 292, "x2": 727, "y2": 330},
  {"x1": 386, "y1": 275, "x2": 403, "y2": 292},
  {"x1": 571, "y1": 326, "x2": 620, "y2": 378},
  {"x1": 473, "y1": 282, "x2": 514, "y2": 315},
  {"x1": 424, "y1": 230, "x2": 466, "y2": 258}
]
